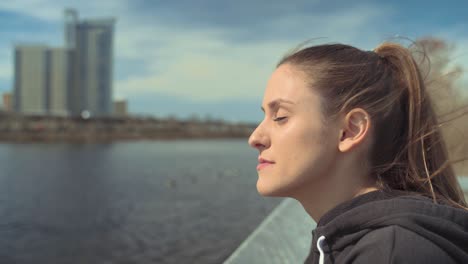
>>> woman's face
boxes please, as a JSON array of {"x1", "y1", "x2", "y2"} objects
[{"x1": 248, "y1": 64, "x2": 340, "y2": 197}]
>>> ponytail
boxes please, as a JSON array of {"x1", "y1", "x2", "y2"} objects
[{"x1": 374, "y1": 43, "x2": 466, "y2": 208}]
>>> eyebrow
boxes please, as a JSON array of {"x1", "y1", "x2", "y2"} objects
[{"x1": 261, "y1": 98, "x2": 295, "y2": 112}]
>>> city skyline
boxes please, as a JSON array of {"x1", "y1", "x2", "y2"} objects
[
  {"x1": 0, "y1": 1, "x2": 467, "y2": 122},
  {"x1": 12, "y1": 9, "x2": 115, "y2": 117}
]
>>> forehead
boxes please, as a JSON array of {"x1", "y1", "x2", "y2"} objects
[{"x1": 263, "y1": 64, "x2": 317, "y2": 107}]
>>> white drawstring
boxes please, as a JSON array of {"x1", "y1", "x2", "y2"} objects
[{"x1": 317, "y1": 235, "x2": 326, "y2": 264}]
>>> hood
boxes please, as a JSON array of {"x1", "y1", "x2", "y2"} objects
[{"x1": 310, "y1": 190, "x2": 468, "y2": 263}]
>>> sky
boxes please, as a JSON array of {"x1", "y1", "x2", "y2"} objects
[{"x1": 0, "y1": 1, "x2": 467, "y2": 122}]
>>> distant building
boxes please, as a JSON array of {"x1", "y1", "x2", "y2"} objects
[
  {"x1": 13, "y1": 45, "x2": 49, "y2": 115},
  {"x1": 48, "y1": 48, "x2": 72, "y2": 116},
  {"x1": 114, "y1": 100, "x2": 127, "y2": 116},
  {"x1": 2, "y1": 92, "x2": 12, "y2": 111},
  {"x1": 12, "y1": 9, "x2": 116, "y2": 117},
  {"x1": 13, "y1": 45, "x2": 71, "y2": 116},
  {"x1": 66, "y1": 9, "x2": 116, "y2": 117}
]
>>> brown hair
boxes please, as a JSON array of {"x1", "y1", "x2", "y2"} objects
[{"x1": 278, "y1": 42, "x2": 467, "y2": 208}]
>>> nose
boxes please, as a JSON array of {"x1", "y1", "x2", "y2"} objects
[{"x1": 248, "y1": 121, "x2": 270, "y2": 150}]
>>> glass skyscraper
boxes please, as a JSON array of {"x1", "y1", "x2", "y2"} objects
[{"x1": 65, "y1": 9, "x2": 116, "y2": 117}]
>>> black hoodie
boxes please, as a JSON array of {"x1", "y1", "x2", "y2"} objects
[{"x1": 304, "y1": 190, "x2": 468, "y2": 264}]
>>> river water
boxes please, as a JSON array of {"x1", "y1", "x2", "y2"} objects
[
  {"x1": 0, "y1": 140, "x2": 281, "y2": 264},
  {"x1": 0, "y1": 140, "x2": 466, "y2": 264}
]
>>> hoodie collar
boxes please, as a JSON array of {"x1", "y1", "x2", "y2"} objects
[
  {"x1": 312, "y1": 189, "x2": 468, "y2": 253},
  {"x1": 317, "y1": 190, "x2": 398, "y2": 227}
]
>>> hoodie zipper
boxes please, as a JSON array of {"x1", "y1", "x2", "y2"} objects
[{"x1": 317, "y1": 235, "x2": 326, "y2": 264}]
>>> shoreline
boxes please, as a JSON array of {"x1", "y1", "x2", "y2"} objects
[{"x1": 0, "y1": 113, "x2": 255, "y2": 143}]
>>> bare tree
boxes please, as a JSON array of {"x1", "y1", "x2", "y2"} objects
[{"x1": 412, "y1": 37, "x2": 468, "y2": 175}]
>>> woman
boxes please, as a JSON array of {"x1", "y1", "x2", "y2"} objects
[{"x1": 248, "y1": 42, "x2": 468, "y2": 264}]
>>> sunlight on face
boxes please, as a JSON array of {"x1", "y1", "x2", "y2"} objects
[{"x1": 248, "y1": 64, "x2": 340, "y2": 197}]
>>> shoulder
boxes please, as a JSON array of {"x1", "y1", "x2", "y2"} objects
[{"x1": 340, "y1": 225, "x2": 456, "y2": 264}]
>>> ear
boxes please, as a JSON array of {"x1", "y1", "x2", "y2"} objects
[{"x1": 338, "y1": 108, "x2": 371, "y2": 153}]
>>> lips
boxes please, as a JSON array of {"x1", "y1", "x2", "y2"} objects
[{"x1": 257, "y1": 157, "x2": 275, "y2": 171}]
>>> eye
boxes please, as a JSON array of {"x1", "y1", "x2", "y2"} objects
[{"x1": 273, "y1": 116, "x2": 288, "y2": 122}]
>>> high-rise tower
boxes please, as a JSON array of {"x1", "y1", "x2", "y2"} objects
[{"x1": 67, "y1": 9, "x2": 115, "y2": 117}]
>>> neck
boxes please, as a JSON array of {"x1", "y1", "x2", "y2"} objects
[{"x1": 291, "y1": 155, "x2": 379, "y2": 222}]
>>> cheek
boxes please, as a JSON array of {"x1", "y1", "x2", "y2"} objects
[{"x1": 284, "y1": 123, "x2": 335, "y2": 179}]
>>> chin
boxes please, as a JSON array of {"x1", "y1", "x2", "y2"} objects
[{"x1": 256, "y1": 178, "x2": 294, "y2": 197}]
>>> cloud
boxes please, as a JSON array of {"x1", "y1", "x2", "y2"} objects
[
  {"x1": 115, "y1": 31, "x2": 286, "y2": 100},
  {"x1": 0, "y1": 62, "x2": 11, "y2": 81},
  {"x1": 430, "y1": 24, "x2": 468, "y2": 95},
  {"x1": 112, "y1": 3, "x2": 391, "y2": 101},
  {"x1": 452, "y1": 42, "x2": 468, "y2": 95},
  {"x1": 6, "y1": 0, "x2": 465, "y2": 112},
  {"x1": 0, "y1": 1, "x2": 128, "y2": 22},
  {"x1": 0, "y1": 44, "x2": 12, "y2": 78},
  {"x1": 0, "y1": 1, "x2": 392, "y2": 102}
]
